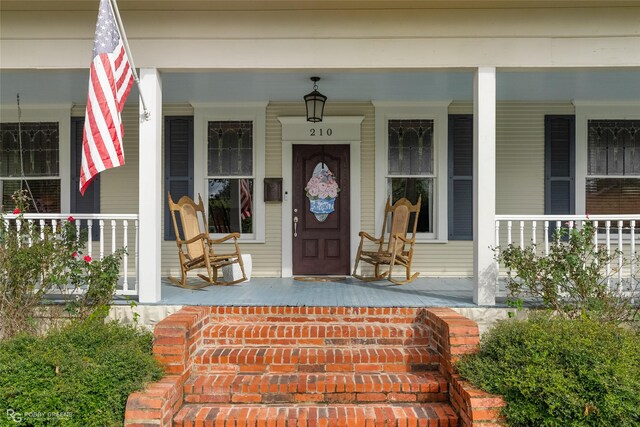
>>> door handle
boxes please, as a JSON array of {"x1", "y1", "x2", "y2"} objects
[{"x1": 293, "y1": 216, "x2": 298, "y2": 237}]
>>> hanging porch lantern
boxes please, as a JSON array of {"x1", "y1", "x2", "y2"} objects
[{"x1": 304, "y1": 77, "x2": 327, "y2": 123}]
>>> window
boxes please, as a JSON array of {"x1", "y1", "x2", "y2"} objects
[
  {"x1": 206, "y1": 121, "x2": 254, "y2": 235},
  {"x1": 0, "y1": 122, "x2": 60, "y2": 213},
  {"x1": 374, "y1": 102, "x2": 449, "y2": 241},
  {"x1": 387, "y1": 119, "x2": 434, "y2": 234},
  {"x1": 586, "y1": 120, "x2": 640, "y2": 216}
]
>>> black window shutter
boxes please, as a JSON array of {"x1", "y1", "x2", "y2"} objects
[
  {"x1": 164, "y1": 116, "x2": 194, "y2": 240},
  {"x1": 70, "y1": 117, "x2": 100, "y2": 240},
  {"x1": 545, "y1": 115, "x2": 575, "y2": 215},
  {"x1": 448, "y1": 115, "x2": 473, "y2": 240}
]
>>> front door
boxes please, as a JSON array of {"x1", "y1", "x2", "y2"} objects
[{"x1": 292, "y1": 144, "x2": 350, "y2": 275}]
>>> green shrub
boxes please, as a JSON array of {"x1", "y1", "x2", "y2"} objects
[
  {"x1": 1, "y1": 190, "x2": 125, "y2": 338},
  {"x1": 497, "y1": 221, "x2": 639, "y2": 325},
  {"x1": 457, "y1": 315, "x2": 640, "y2": 427},
  {"x1": 0, "y1": 319, "x2": 163, "y2": 427}
]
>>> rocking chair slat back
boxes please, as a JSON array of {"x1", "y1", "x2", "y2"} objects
[
  {"x1": 167, "y1": 192, "x2": 247, "y2": 289},
  {"x1": 352, "y1": 194, "x2": 422, "y2": 285},
  {"x1": 387, "y1": 205, "x2": 410, "y2": 253},
  {"x1": 182, "y1": 203, "x2": 205, "y2": 259}
]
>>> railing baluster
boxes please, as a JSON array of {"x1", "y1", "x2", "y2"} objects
[
  {"x1": 123, "y1": 220, "x2": 129, "y2": 292},
  {"x1": 111, "y1": 220, "x2": 116, "y2": 255},
  {"x1": 544, "y1": 220, "x2": 549, "y2": 255},
  {"x1": 26, "y1": 220, "x2": 34, "y2": 246},
  {"x1": 99, "y1": 220, "x2": 105, "y2": 260},
  {"x1": 507, "y1": 221, "x2": 512, "y2": 245},
  {"x1": 16, "y1": 219, "x2": 22, "y2": 246},
  {"x1": 40, "y1": 219, "x2": 46, "y2": 240},
  {"x1": 555, "y1": 220, "x2": 562, "y2": 243},
  {"x1": 75, "y1": 219, "x2": 81, "y2": 239},
  {"x1": 605, "y1": 220, "x2": 611, "y2": 287},
  {"x1": 631, "y1": 220, "x2": 636, "y2": 280},
  {"x1": 631, "y1": 220, "x2": 636, "y2": 304},
  {"x1": 87, "y1": 219, "x2": 93, "y2": 257},
  {"x1": 617, "y1": 220, "x2": 623, "y2": 285},
  {"x1": 134, "y1": 219, "x2": 139, "y2": 293},
  {"x1": 495, "y1": 220, "x2": 501, "y2": 291},
  {"x1": 519, "y1": 221, "x2": 525, "y2": 249},
  {"x1": 531, "y1": 221, "x2": 537, "y2": 245}
]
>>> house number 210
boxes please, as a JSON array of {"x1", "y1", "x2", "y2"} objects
[{"x1": 309, "y1": 128, "x2": 333, "y2": 137}]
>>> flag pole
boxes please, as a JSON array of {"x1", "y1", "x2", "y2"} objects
[{"x1": 108, "y1": 0, "x2": 150, "y2": 121}]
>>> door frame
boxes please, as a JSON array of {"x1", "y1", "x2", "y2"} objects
[{"x1": 279, "y1": 116, "x2": 364, "y2": 277}]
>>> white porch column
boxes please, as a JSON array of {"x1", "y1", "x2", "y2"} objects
[
  {"x1": 473, "y1": 67, "x2": 497, "y2": 306},
  {"x1": 138, "y1": 68, "x2": 162, "y2": 303}
]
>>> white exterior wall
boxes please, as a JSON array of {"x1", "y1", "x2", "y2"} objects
[
  {"x1": 63, "y1": 100, "x2": 590, "y2": 277},
  {"x1": 3, "y1": 2, "x2": 638, "y2": 282},
  {"x1": 2, "y1": 7, "x2": 639, "y2": 69}
]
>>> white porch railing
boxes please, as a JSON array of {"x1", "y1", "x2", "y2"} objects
[
  {"x1": 2, "y1": 213, "x2": 139, "y2": 296},
  {"x1": 495, "y1": 214, "x2": 638, "y2": 291}
]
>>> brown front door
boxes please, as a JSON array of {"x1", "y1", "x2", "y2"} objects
[{"x1": 292, "y1": 144, "x2": 350, "y2": 275}]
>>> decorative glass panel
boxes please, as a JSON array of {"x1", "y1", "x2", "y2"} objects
[
  {"x1": 207, "y1": 121, "x2": 253, "y2": 176},
  {"x1": 389, "y1": 177, "x2": 433, "y2": 234},
  {"x1": 388, "y1": 120, "x2": 434, "y2": 175},
  {"x1": 0, "y1": 122, "x2": 59, "y2": 177},
  {"x1": 588, "y1": 120, "x2": 640, "y2": 176},
  {"x1": 207, "y1": 178, "x2": 253, "y2": 234}
]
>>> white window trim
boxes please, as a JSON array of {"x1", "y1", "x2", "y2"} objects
[
  {"x1": 373, "y1": 101, "x2": 450, "y2": 243},
  {"x1": 193, "y1": 102, "x2": 267, "y2": 243},
  {"x1": 574, "y1": 101, "x2": 640, "y2": 215},
  {"x1": 0, "y1": 105, "x2": 71, "y2": 212}
]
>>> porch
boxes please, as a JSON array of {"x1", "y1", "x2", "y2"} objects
[
  {"x1": 153, "y1": 276, "x2": 482, "y2": 308},
  {"x1": 5, "y1": 212, "x2": 637, "y2": 307}
]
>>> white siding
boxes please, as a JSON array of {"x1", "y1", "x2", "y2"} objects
[
  {"x1": 71, "y1": 101, "x2": 579, "y2": 278},
  {"x1": 495, "y1": 102, "x2": 575, "y2": 215},
  {"x1": 2, "y1": 7, "x2": 639, "y2": 69}
]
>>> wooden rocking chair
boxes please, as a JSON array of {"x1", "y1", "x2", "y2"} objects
[
  {"x1": 352, "y1": 195, "x2": 421, "y2": 285},
  {"x1": 168, "y1": 193, "x2": 247, "y2": 289}
]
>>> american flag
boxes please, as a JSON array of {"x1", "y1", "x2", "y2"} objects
[
  {"x1": 80, "y1": 0, "x2": 134, "y2": 195},
  {"x1": 240, "y1": 179, "x2": 252, "y2": 220}
]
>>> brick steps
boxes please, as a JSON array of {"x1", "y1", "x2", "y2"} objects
[
  {"x1": 202, "y1": 323, "x2": 431, "y2": 346},
  {"x1": 193, "y1": 346, "x2": 438, "y2": 374},
  {"x1": 125, "y1": 307, "x2": 508, "y2": 427},
  {"x1": 184, "y1": 372, "x2": 449, "y2": 404},
  {"x1": 173, "y1": 403, "x2": 459, "y2": 427}
]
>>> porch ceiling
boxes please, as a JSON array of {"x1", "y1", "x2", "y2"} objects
[{"x1": 0, "y1": 68, "x2": 639, "y2": 107}]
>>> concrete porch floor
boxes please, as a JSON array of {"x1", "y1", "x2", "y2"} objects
[{"x1": 150, "y1": 276, "x2": 508, "y2": 308}]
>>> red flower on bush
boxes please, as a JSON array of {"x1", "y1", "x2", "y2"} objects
[
  {"x1": 84, "y1": 255, "x2": 92, "y2": 263},
  {"x1": 13, "y1": 208, "x2": 21, "y2": 214},
  {"x1": 72, "y1": 252, "x2": 78, "y2": 258},
  {"x1": 68, "y1": 216, "x2": 75, "y2": 222}
]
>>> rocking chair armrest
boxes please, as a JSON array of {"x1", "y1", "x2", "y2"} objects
[
  {"x1": 358, "y1": 231, "x2": 381, "y2": 243},
  {"x1": 394, "y1": 234, "x2": 415, "y2": 244},
  {"x1": 208, "y1": 232, "x2": 241, "y2": 244},
  {"x1": 178, "y1": 233, "x2": 209, "y2": 245}
]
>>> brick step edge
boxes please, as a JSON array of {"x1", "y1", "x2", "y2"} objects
[
  {"x1": 208, "y1": 307, "x2": 429, "y2": 324},
  {"x1": 192, "y1": 347, "x2": 439, "y2": 374},
  {"x1": 202, "y1": 324, "x2": 431, "y2": 347},
  {"x1": 173, "y1": 403, "x2": 459, "y2": 427},
  {"x1": 184, "y1": 372, "x2": 449, "y2": 404}
]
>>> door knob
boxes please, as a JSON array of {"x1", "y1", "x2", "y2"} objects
[{"x1": 293, "y1": 216, "x2": 298, "y2": 237}]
